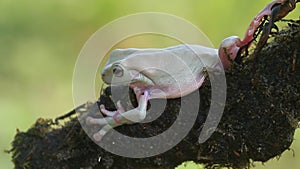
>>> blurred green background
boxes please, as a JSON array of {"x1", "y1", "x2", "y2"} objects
[{"x1": 0, "y1": 0, "x2": 299, "y2": 168}]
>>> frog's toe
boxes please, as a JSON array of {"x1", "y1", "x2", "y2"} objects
[
  {"x1": 86, "y1": 116, "x2": 109, "y2": 125},
  {"x1": 86, "y1": 101, "x2": 128, "y2": 141},
  {"x1": 87, "y1": 116, "x2": 121, "y2": 141},
  {"x1": 100, "y1": 101, "x2": 125, "y2": 117},
  {"x1": 93, "y1": 124, "x2": 113, "y2": 141},
  {"x1": 93, "y1": 132, "x2": 103, "y2": 141},
  {"x1": 99, "y1": 105, "x2": 116, "y2": 116},
  {"x1": 87, "y1": 101, "x2": 126, "y2": 127}
]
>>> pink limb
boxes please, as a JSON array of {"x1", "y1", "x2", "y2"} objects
[
  {"x1": 240, "y1": 0, "x2": 297, "y2": 47},
  {"x1": 240, "y1": 0, "x2": 284, "y2": 46},
  {"x1": 86, "y1": 91, "x2": 150, "y2": 141}
]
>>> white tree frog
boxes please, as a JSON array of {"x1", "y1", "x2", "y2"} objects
[
  {"x1": 86, "y1": 36, "x2": 242, "y2": 141},
  {"x1": 86, "y1": 0, "x2": 296, "y2": 141}
]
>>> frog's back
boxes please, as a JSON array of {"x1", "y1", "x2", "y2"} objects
[
  {"x1": 107, "y1": 44, "x2": 221, "y2": 99},
  {"x1": 113, "y1": 44, "x2": 219, "y2": 68},
  {"x1": 123, "y1": 44, "x2": 220, "y2": 98}
]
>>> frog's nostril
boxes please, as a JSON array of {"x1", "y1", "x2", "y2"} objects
[{"x1": 101, "y1": 73, "x2": 105, "y2": 77}]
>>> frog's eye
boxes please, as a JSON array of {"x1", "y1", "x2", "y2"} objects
[{"x1": 112, "y1": 65, "x2": 123, "y2": 77}]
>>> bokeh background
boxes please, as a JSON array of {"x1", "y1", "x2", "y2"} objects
[{"x1": 0, "y1": 0, "x2": 299, "y2": 168}]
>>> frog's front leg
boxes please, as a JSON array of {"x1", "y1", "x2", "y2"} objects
[{"x1": 86, "y1": 91, "x2": 150, "y2": 141}]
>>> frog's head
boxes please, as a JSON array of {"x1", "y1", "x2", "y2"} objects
[
  {"x1": 101, "y1": 49, "x2": 140, "y2": 85},
  {"x1": 101, "y1": 62, "x2": 136, "y2": 85},
  {"x1": 218, "y1": 36, "x2": 242, "y2": 70}
]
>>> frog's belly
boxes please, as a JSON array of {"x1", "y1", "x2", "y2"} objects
[{"x1": 149, "y1": 74, "x2": 206, "y2": 99}]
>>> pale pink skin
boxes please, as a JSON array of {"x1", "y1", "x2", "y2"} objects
[{"x1": 86, "y1": 0, "x2": 285, "y2": 141}]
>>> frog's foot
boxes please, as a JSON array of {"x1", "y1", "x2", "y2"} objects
[
  {"x1": 86, "y1": 101, "x2": 126, "y2": 141},
  {"x1": 86, "y1": 91, "x2": 150, "y2": 141}
]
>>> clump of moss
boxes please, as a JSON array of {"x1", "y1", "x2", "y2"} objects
[{"x1": 9, "y1": 20, "x2": 300, "y2": 169}]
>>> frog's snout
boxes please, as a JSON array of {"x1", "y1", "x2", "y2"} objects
[
  {"x1": 101, "y1": 73, "x2": 110, "y2": 84},
  {"x1": 101, "y1": 73, "x2": 107, "y2": 82}
]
